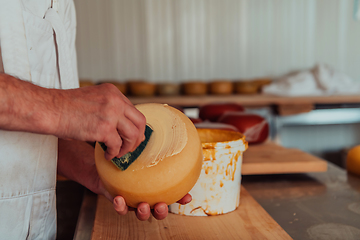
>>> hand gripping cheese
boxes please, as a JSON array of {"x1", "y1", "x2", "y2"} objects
[{"x1": 95, "y1": 103, "x2": 203, "y2": 208}]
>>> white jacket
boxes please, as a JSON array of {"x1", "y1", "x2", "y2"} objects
[{"x1": 0, "y1": 0, "x2": 79, "y2": 239}]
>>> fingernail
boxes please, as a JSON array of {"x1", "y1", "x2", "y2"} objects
[
  {"x1": 155, "y1": 205, "x2": 167, "y2": 214},
  {"x1": 115, "y1": 198, "x2": 125, "y2": 211},
  {"x1": 138, "y1": 205, "x2": 147, "y2": 214}
]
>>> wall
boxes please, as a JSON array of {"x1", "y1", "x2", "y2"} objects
[{"x1": 74, "y1": 0, "x2": 360, "y2": 83}]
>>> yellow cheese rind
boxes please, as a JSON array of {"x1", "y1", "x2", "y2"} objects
[
  {"x1": 135, "y1": 104, "x2": 188, "y2": 169},
  {"x1": 95, "y1": 103, "x2": 203, "y2": 208}
]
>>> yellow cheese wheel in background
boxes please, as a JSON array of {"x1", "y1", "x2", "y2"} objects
[
  {"x1": 156, "y1": 83, "x2": 181, "y2": 96},
  {"x1": 128, "y1": 81, "x2": 156, "y2": 97},
  {"x1": 182, "y1": 81, "x2": 208, "y2": 96},
  {"x1": 209, "y1": 80, "x2": 234, "y2": 95},
  {"x1": 95, "y1": 103, "x2": 203, "y2": 208},
  {"x1": 347, "y1": 145, "x2": 360, "y2": 176}
]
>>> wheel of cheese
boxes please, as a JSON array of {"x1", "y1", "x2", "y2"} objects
[
  {"x1": 209, "y1": 80, "x2": 234, "y2": 95},
  {"x1": 157, "y1": 83, "x2": 181, "y2": 96},
  {"x1": 128, "y1": 81, "x2": 156, "y2": 97},
  {"x1": 182, "y1": 81, "x2": 208, "y2": 96},
  {"x1": 235, "y1": 81, "x2": 259, "y2": 94},
  {"x1": 347, "y1": 145, "x2": 360, "y2": 176},
  {"x1": 95, "y1": 103, "x2": 203, "y2": 208}
]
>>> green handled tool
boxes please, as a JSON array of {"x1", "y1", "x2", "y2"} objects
[{"x1": 99, "y1": 125, "x2": 153, "y2": 171}]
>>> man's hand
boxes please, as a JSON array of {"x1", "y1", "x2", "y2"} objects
[
  {"x1": 58, "y1": 139, "x2": 191, "y2": 221},
  {"x1": 112, "y1": 194, "x2": 192, "y2": 221},
  {"x1": 53, "y1": 83, "x2": 146, "y2": 160}
]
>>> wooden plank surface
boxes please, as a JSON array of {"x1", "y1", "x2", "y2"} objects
[
  {"x1": 276, "y1": 103, "x2": 314, "y2": 116},
  {"x1": 91, "y1": 186, "x2": 292, "y2": 240},
  {"x1": 242, "y1": 142, "x2": 328, "y2": 175},
  {"x1": 129, "y1": 94, "x2": 360, "y2": 107}
]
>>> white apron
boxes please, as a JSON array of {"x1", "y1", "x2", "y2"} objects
[{"x1": 0, "y1": 0, "x2": 79, "y2": 239}]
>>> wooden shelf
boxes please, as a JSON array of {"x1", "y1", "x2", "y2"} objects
[{"x1": 129, "y1": 94, "x2": 360, "y2": 107}]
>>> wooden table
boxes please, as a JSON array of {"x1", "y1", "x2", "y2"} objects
[
  {"x1": 89, "y1": 186, "x2": 291, "y2": 240},
  {"x1": 73, "y1": 163, "x2": 360, "y2": 240}
]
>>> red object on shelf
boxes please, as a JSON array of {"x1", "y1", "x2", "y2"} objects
[
  {"x1": 199, "y1": 103, "x2": 245, "y2": 122},
  {"x1": 218, "y1": 112, "x2": 269, "y2": 144}
]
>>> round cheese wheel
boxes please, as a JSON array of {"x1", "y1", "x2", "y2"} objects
[
  {"x1": 235, "y1": 81, "x2": 259, "y2": 94},
  {"x1": 347, "y1": 145, "x2": 360, "y2": 176},
  {"x1": 199, "y1": 102, "x2": 245, "y2": 122},
  {"x1": 95, "y1": 103, "x2": 203, "y2": 208},
  {"x1": 209, "y1": 80, "x2": 234, "y2": 95},
  {"x1": 182, "y1": 81, "x2": 208, "y2": 96},
  {"x1": 157, "y1": 83, "x2": 181, "y2": 96},
  {"x1": 128, "y1": 81, "x2": 156, "y2": 97}
]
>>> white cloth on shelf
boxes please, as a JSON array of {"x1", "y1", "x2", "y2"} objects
[{"x1": 262, "y1": 64, "x2": 360, "y2": 96}]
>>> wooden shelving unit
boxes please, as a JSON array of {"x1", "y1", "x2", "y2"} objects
[{"x1": 129, "y1": 94, "x2": 360, "y2": 108}]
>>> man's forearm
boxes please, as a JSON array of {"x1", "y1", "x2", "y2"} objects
[
  {"x1": 0, "y1": 73, "x2": 61, "y2": 135},
  {"x1": 0, "y1": 73, "x2": 146, "y2": 161}
]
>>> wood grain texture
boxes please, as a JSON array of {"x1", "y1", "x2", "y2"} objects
[
  {"x1": 242, "y1": 142, "x2": 328, "y2": 175},
  {"x1": 91, "y1": 186, "x2": 292, "y2": 240},
  {"x1": 129, "y1": 94, "x2": 360, "y2": 107},
  {"x1": 277, "y1": 103, "x2": 314, "y2": 116}
]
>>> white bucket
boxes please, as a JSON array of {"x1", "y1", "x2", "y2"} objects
[{"x1": 169, "y1": 128, "x2": 248, "y2": 216}]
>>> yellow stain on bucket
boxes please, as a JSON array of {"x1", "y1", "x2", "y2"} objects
[{"x1": 169, "y1": 128, "x2": 248, "y2": 216}]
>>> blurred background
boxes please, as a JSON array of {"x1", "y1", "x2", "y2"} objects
[
  {"x1": 73, "y1": 0, "x2": 360, "y2": 167},
  {"x1": 74, "y1": 0, "x2": 360, "y2": 82}
]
